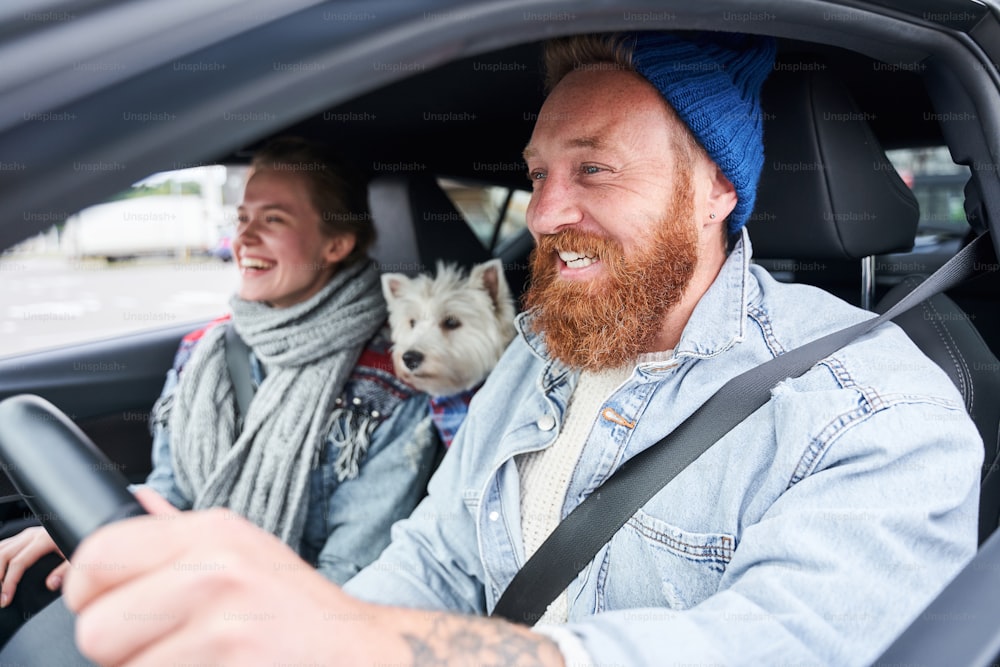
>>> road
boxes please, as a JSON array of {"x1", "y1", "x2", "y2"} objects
[{"x1": 0, "y1": 255, "x2": 239, "y2": 357}]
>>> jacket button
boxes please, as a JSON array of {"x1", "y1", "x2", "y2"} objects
[
  {"x1": 488, "y1": 511, "x2": 500, "y2": 521},
  {"x1": 536, "y1": 414, "x2": 556, "y2": 431}
]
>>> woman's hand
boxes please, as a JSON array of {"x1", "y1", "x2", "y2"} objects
[{"x1": 0, "y1": 526, "x2": 66, "y2": 606}]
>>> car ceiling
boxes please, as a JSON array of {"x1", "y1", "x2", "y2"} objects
[
  {"x1": 0, "y1": 0, "x2": 996, "y2": 252},
  {"x1": 258, "y1": 38, "x2": 943, "y2": 191}
]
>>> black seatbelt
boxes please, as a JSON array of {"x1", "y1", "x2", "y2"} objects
[
  {"x1": 224, "y1": 323, "x2": 255, "y2": 422},
  {"x1": 491, "y1": 231, "x2": 997, "y2": 625}
]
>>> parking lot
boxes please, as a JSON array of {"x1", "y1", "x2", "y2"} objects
[{"x1": 0, "y1": 255, "x2": 237, "y2": 357}]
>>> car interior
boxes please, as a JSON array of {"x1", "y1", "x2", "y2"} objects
[
  {"x1": 214, "y1": 38, "x2": 1000, "y2": 519},
  {"x1": 2, "y1": 25, "x2": 999, "y2": 536},
  {"x1": 1, "y1": 2, "x2": 999, "y2": 661}
]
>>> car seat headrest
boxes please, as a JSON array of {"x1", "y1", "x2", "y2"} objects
[
  {"x1": 749, "y1": 66, "x2": 919, "y2": 260},
  {"x1": 367, "y1": 173, "x2": 492, "y2": 276}
]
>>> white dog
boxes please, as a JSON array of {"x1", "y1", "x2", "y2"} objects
[{"x1": 382, "y1": 258, "x2": 517, "y2": 446}]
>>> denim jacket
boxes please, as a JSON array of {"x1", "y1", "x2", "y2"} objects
[
  {"x1": 143, "y1": 325, "x2": 440, "y2": 586},
  {"x1": 345, "y1": 230, "x2": 983, "y2": 666}
]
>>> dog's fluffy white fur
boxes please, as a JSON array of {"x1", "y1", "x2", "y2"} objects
[{"x1": 381, "y1": 259, "x2": 516, "y2": 397}]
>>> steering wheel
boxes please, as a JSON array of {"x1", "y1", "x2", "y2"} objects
[
  {"x1": 0, "y1": 394, "x2": 145, "y2": 560},
  {"x1": 0, "y1": 395, "x2": 147, "y2": 666}
]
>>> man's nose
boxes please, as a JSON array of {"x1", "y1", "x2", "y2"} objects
[{"x1": 526, "y1": 175, "x2": 583, "y2": 236}]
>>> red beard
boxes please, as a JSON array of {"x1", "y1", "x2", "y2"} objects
[{"x1": 524, "y1": 178, "x2": 697, "y2": 370}]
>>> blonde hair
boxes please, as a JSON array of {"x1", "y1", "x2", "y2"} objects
[
  {"x1": 543, "y1": 33, "x2": 636, "y2": 93},
  {"x1": 542, "y1": 33, "x2": 703, "y2": 164}
]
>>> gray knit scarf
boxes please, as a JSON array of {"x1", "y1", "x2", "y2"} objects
[{"x1": 165, "y1": 260, "x2": 386, "y2": 551}]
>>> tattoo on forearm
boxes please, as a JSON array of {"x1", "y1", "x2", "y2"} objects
[{"x1": 402, "y1": 613, "x2": 560, "y2": 667}]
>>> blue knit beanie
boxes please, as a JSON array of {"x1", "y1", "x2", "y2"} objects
[{"x1": 631, "y1": 31, "x2": 776, "y2": 233}]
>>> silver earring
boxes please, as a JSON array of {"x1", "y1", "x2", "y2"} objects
[{"x1": 709, "y1": 213, "x2": 717, "y2": 220}]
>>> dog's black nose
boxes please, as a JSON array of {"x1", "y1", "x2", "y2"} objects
[{"x1": 402, "y1": 350, "x2": 424, "y2": 370}]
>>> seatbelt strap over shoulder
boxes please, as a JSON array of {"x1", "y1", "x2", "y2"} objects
[
  {"x1": 490, "y1": 231, "x2": 997, "y2": 625},
  {"x1": 224, "y1": 323, "x2": 255, "y2": 422}
]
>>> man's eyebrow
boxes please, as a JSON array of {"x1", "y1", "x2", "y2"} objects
[
  {"x1": 567, "y1": 135, "x2": 605, "y2": 151},
  {"x1": 522, "y1": 135, "x2": 608, "y2": 161}
]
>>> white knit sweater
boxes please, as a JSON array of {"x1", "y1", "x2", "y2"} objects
[{"x1": 517, "y1": 350, "x2": 673, "y2": 624}]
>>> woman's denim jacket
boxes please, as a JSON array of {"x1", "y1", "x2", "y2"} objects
[
  {"x1": 346, "y1": 231, "x2": 983, "y2": 666},
  {"x1": 143, "y1": 325, "x2": 440, "y2": 586}
]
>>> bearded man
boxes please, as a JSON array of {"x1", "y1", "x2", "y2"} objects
[{"x1": 64, "y1": 31, "x2": 981, "y2": 667}]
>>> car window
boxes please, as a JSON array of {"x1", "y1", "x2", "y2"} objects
[
  {"x1": 0, "y1": 166, "x2": 246, "y2": 358},
  {"x1": 438, "y1": 178, "x2": 530, "y2": 251},
  {"x1": 886, "y1": 145, "x2": 971, "y2": 244},
  {"x1": 871, "y1": 146, "x2": 971, "y2": 292}
]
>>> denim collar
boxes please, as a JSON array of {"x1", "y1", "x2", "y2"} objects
[{"x1": 516, "y1": 227, "x2": 757, "y2": 370}]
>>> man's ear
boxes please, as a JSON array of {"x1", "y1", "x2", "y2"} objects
[
  {"x1": 706, "y1": 166, "x2": 738, "y2": 225},
  {"x1": 322, "y1": 233, "x2": 357, "y2": 266},
  {"x1": 381, "y1": 273, "x2": 408, "y2": 302}
]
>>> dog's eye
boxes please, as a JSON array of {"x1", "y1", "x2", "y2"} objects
[
  {"x1": 409, "y1": 319, "x2": 416, "y2": 328},
  {"x1": 442, "y1": 317, "x2": 462, "y2": 330}
]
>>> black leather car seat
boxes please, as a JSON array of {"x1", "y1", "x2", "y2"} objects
[
  {"x1": 752, "y1": 63, "x2": 919, "y2": 309},
  {"x1": 877, "y1": 275, "x2": 1000, "y2": 542},
  {"x1": 753, "y1": 65, "x2": 1000, "y2": 543}
]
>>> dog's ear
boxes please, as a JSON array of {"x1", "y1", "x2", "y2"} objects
[
  {"x1": 470, "y1": 258, "x2": 511, "y2": 312},
  {"x1": 435, "y1": 259, "x2": 451, "y2": 278},
  {"x1": 381, "y1": 273, "x2": 409, "y2": 302}
]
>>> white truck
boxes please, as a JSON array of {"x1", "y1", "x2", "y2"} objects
[{"x1": 63, "y1": 166, "x2": 231, "y2": 261}]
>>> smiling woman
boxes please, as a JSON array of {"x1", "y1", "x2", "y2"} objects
[
  {"x1": 0, "y1": 136, "x2": 441, "y2": 646},
  {"x1": 235, "y1": 137, "x2": 375, "y2": 307}
]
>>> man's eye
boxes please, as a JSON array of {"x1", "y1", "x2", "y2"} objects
[
  {"x1": 581, "y1": 164, "x2": 603, "y2": 175},
  {"x1": 528, "y1": 170, "x2": 546, "y2": 181},
  {"x1": 265, "y1": 216, "x2": 283, "y2": 223}
]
